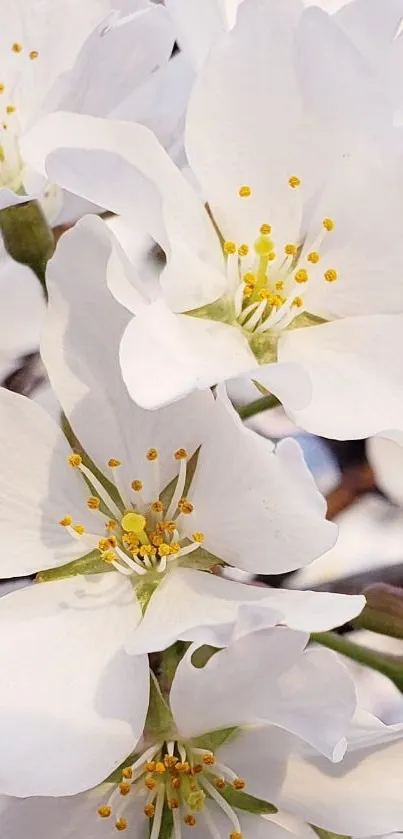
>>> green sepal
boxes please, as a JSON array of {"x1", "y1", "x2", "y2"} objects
[
  {"x1": 311, "y1": 826, "x2": 350, "y2": 839},
  {"x1": 180, "y1": 548, "x2": 224, "y2": 572},
  {"x1": 218, "y1": 785, "x2": 278, "y2": 816},
  {"x1": 37, "y1": 550, "x2": 111, "y2": 582},
  {"x1": 145, "y1": 672, "x2": 175, "y2": 740},
  {"x1": 62, "y1": 413, "x2": 124, "y2": 514},
  {"x1": 0, "y1": 199, "x2": 55, "y2": 295},
  {"x1": 190, "y1": 645, "x2": 218, "y2": 669},
  {"x1": 191, "y1": 726, "x2": 237, "y2": 752},
  {"x1": 136, "y1": 580, "x2": 159, "y2": 614}
]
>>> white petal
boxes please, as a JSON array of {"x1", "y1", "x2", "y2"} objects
[
  {"x1": 185, "y1": 386, "x2": 337, "y2": 572},
  {"x1": 120, "y1": 300, "x2": 255, "y2": 409},
  {"x1": 0, "y1": 387, "x2": 96, "y2": 576},
  {"x1": 166, "y1": 0, "x2": 234, "y2": 71},
  {"x1": 279, "y1": 315, "x2": 403, "y2": 438},
  {"x1": 171, "y1": 626, "x2": 356, "y2": 759},
  {"x1": 0, "y1": 254, "x2": 45, "y2": 364},
  {"x1": 367, "y1": 430, "x2": 403, "y2": 506},
  {"x1": 0, "y1": 575, "x2": 148, "y2": 797}
]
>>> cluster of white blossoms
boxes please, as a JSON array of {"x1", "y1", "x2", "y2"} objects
[{"x1": 1, "y1": 1, "x2": 403, "y2": 839}]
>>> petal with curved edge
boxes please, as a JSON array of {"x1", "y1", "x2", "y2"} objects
[
  {"x1": 0, "y1": 254, "x2": 45, "y2": 363},
  {"x1": 43, "y1": 216, "x2": 215, "y2": 502},
  {"x1": 171, "y1": 626, "x2": 356, "y2": 760},
  {"x1": 166, "y1": 0, "x2": 238, "y2": 71},
  {"x1": 367, "y1": 430, "x2": 403, "y2": 507},
  {"x1": 0, "y1": 574, "x2": 148, "y2": 797},
  {"x1": 0, "y1": 387, "x2": 97, "y2": 577},
  {"x1": 278, "y1": 315, "x2": 403, "y2": 439},
  {"x1": 184, "y1": 386, "x2": 337, "y2": 573}
]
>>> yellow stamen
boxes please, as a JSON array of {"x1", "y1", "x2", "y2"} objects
[
  {"x1": 115, "y1": 818, "x2": 128, "y2": 831},
  {"x1": 68, "y1": 453, "x2": 82, "y2": 468},
  {"x1": 122, "y1": 768, "x2": 133, "y2": 779},
  {"x1": 146, "y1": 448, "x2": 159, "y2": 461},
  {"x1": 151, "y1": 501, "x2": 164, "y2": 513},
  {"x1": 202, "y1": 754, "x2": 216, "y2": 766},
  {"x1": 164, "y1": 755, "x2": 179, "y2": 768},
  {"x1": 224, "y1": 241, "x2": 237, "y2": 255},
  {"x1": 170, "y1": 542, "x2": 181, "y2": 554},
  {"x1": 98, "y1": 806, "x2": 112, "y2": 818},
  {"x1": 292, "y1": 296, "x2": 304, "y2": 308},
  {"x1": 288, "y1": 175, "x2": 301, "y2": 188},
  {"x1": 323, "y1": 217, "x2": 335, "y2": 231},
  {"x1": 215, "y1": 778, "x2": 226, "y2": 789},
  {"x1": 260, "y1": 223, "x2": 271, "y2": 235},
  {"x1": 6, "y1": 105, "x2": 16, "y2": 114},
  {"x1": 324, "y1": 268, "x2": 338, "y2": 283},
  {"x1": 102, "y1": 550, "x2": 117, "y2": 563},
  {"x1": 131, "y1": 480, "x2": 143, "y2": 492},
  {"x1": 155, "y1": 762, "x2": 165, "y2": 774},
  {"x1": 184, "y1": 815, "x2": 197, "y2": 826},
  {"x1": 158, "y1": 543, "x2": 171, "y2": 557},
  {"x1": 59, "y1": 516, "x2": 72, "y2": 527},
  {"x1": 73, "y1": 524, "x2": 85, "y2": 535},
  {"x1": 11, "y1": 42, "x2": 22, "y2": 53},
  {"x1": 238, "y1": 244, "x2": 249, "y2": 257},
  {"x1": 0, "y1": 84, "x2": 4, "y2": 94},
  {"x1": 307, "y1": 251, "x2": 320, "y2": 264},
  {"x1": 233, "y1": 778, "x2": 246, "y2": 790},
  {"x1": 230, "y1": 833, "x2": 243, "y2": 839},
  {"x1": 268, "y1": 251, "x2": 276, "y2": 261},
  {"x1": 145, "y1": 762, "x2": 156, "y2": 772},
  {"x1": 243, "y1": 285, "x2": 253, "y2": 298},
  {"x1": 29, "y1": 50, "x2": 39, "y2": 60},
  {"x1": 168, "y1": 799, "x2": 179, "y2": 810},
  {"x1": 144, "y1": 804, "x2": 155, "y2": 818},
  {"x1": 107, "y1": 520, "x2": 117, "y2": 530},
  {"x1": 87, "y1": 496, "x2": 100, "y2": 510},
  {"x1": 172, "y1": 777, "x2": 181, "y2": 789},
  {"x1": 176, "y1": 762, "x2": 190, "y2": 773},
  {"x1": 295, "y1": 269, "x2": 309, "y2": 284},
  {"x1": 275, "y1": 280, "x2": 284, "y2": 291},
  {"x1": 145, "y1": 777, "x2": 157, "y2": 790},
  {"x1": 284, "y1": 243, "x2": 297, "y2": 255},
  {"x1": 178, "y1": 498, "x2": 194, "y2": 515},
  {"x1": 108, "y1": 458, "x2": 121, "y2": 468},
  {"x1": 238, "y1": 185, "x2": 251, "y2": 197},
  {"x1": 119, "y1": 783, "x2": 131, "y2": 796},
  {"x1": 243, "y1": 272, "x2": 256, "y2": 285},
  {"x1": 174, "y1": 448, "x2": 188, "y2": 460},
  {"x1": 192, "y1": 532, "x2": 204, "y2": 543}
]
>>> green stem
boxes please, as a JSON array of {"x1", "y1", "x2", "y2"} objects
[
  {"x1": 311, "y1": 632, "x2": 403, "y2": 692},
  {"x1": 237, "y1": 393, "x2": 279, "y2": 420}
]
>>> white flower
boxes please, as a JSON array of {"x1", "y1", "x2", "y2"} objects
[
  {"x1": 367, "y1": 429, "x2": 403, "y2": 508},
  {"x1": 26, "y1": 0, "x2": 403, "y2": 439},
  {"x1": 0, "y1": 0, "x2": 177, "y2": 220},
  {"x1": 0, "y1": 253, "x2": 45, "y2": 382},
  {"x1": 0, "y1": 627, "x2": 359, "y2": 813}
]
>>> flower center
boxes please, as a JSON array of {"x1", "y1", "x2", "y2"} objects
[
  {"x1": 60, "y1": 446, "x2": 205, "y2": 588},
  {"x1": 97, "y1": 741, "x2": 246, "y2": 839},
  {"x1": 0, "y1": 41, "x2": 39, "y2": 191}
]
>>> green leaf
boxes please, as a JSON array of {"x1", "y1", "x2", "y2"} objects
[
  {"x1": 219, "y1": 785, "x2": 278, "y2": 815},
  {"x1": 191, "y1": 726, "x2": 237, "y2": 752},
  {"x1": 144, "y1": 672, "x2": 174, "y2": 740},
  {"x1": 37, "y1": 551, "x2": 112, "y2": 582}
]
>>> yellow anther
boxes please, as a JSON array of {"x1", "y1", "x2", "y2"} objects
[
  {"x1": 215, "y1": 778, "x2": 226, "y2": 789},
  {"x1": 144, "y1": 804, "x2": 155, "y2": 818},
  {"x1": 151, "y1": 532, "x2": 164, "y2": 547},
  {"x1": 323, "y1": 217, "x2": 335, "y2": 231},
  {"x1": 158, "y1": 543, "x2": 171, "y2": 557},
  {"x1": 202, "y1": 754, "x2": 216, "y2": 766},
  {"x1": 115, "y1": 818, "x2": 128, "y2": 831},
  {"x1": 292, "y1": 296, "x2": 304, "y2": 308},
  {"x1": 288, "y1": 175, "x2": 301, "y2": 188},
  {"x1": 174, "y1": 448, "x2": 188, "y2": 460},
  {"x1": 107, "y1": 535, "x2": 117, "y2": 547},
  {"x1": 257, "y1": 289, "x2": 271, "y2": 301},
  {"x1": 170, "y1": 542, "x2": 181, "y2": 554},
  {"x1": 119, "y1": 783, "x2": 131, "y2": 796},
  {"x1": 59, "y1": 516, "x2": 72, "y2": 527},
  {"x1": 108, "y1": 458, "x2": 121, "y2": 468},
  {"x1": 164, "y1": 755, "x2": 179, "y2": 768},
  {"x1": 260, "y1": 223, "x2": 272, "y2": 235},
  {"x1": 176, "y1": 762, "x2": 191, "y2": 773},
  {"x1": 122, "y1": 767, "x2": 133, "y2": 779},
  {"x1": 29, "y1": 50, "x2": 39, "y2": 60},
  {"x1": 0, "y1": 145, "x2": 4, "y2": 162},
  {"x1": 233, "y1": 778, "x2": 246, "y2": 790},
  {"x1": 11, "y1": 43, "x2": 23, "y2": 53},
  {"x1": 172, "y1": 777, "x2": 181, "y2": 789},
  {"x1": 131, "y1": 480, "x2": 143, "y2": 492},
  {"x1": 238, "y1": 244, "x2": 249, "y2": 257},
  {"x1": 238, "y1": 185, "x2": 251, "y2": 197},
  {"x1": 243, "y1": 272, "x2": 256, "y2": 285},
  {"x1": 192, "y1": 764, "x2": 203, "y2": 775},
  {"x1": 139, "y1": 544, "x2": 156, "y2": 558},
  {"x1": 68, "y1": 453, "x2": 82, "y2": 468},
  {"x1": 230, "y1": 833, "x2": 243, "y2": 839},
  {"x1": 98, "y1": 538, "x2": 111, "y2": 552},
  {"x1": 285, "y1": 243, "x2": 297, "y2": 255},
  {"x1": 184, "y1": 815, "x2": 197, "y2": 826},
  {"x1": 224, "y1": 241, "x2": 237, "y2": 255},
  {"x1": 144, "y1": 777, "x2": 157, "y2": 790},
  {"x1": 268, "y1": 251, "x2": 276, "y2": 261},
  {"x1": 87, "y1": 496, "x2": 100, "y2": 510},
  {"x1": 121, "y1": 512, "x2": 147, "y2": 533},
  {"x1": 168, "y1": 799, "x2": 179, "y2": 810},
  {"x1": 107, "y1": 520, "x2": 117, "y2": 530},
  {"x1": 324, "y1": 268, "x2": 338, "y2": 283},
  {"x1": 307, "y1": 251, "x2": 320, "y2": 264},
  {"x1": 146, "y1": 448, "x2": 159, "y2": 461},
  {"x1": 254, "y1": 235, "x2": 274, "y2": 256},
  {"x1": 178, "y1": 498, "x2": 194, "y2": 515},
  {"x1": 145, "y1": 761, "x2": 156, "y2": 772},
  {"x1": 102, "y1": 550, "x2": 117, "y2": 563},
  {"x1": 151, "y1": 501, "x2": 164, "y2": 513},
  {"x1": 161, "y1": 520, "x2": 177, "y2": 533},
  {"x1": 73, "y1": 524, "x2": 85, "y2": 535},
  {"x1": 295, "y1": 269, "x2": 309, "y2": 284},
  {"x1": 0, "y1": 84, "x2": 4, "y2": 94},
  {"x1": 155, "y1": 762, "x2": 165, "y2": 774},
  {"x1": 243, "y1": 285, "x2": 254, "y2": 298},
  {"x1": 98, "y1": 806, "x2": 112, "y2": 818},
  {"x1": 192, "y1": 532, "x2": 205, "y2": 543},
  {"x1": 6, "y1": 105, "x2": 16, "y2": 114},
  {"x1": 275, "y1": 280, "x2": 284, "y2": 291}
]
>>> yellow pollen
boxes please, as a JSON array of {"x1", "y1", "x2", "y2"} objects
[
  {"x1": 122, "y1": 768, "x2": 133, "y2": 779},
  {"x1": 307, "y1": 251, "x2": 320, "y2": 264},
  {"x1": 160, "y1": 520, "x2": 176, "y2": 533},
  {"x1": 238, "y1": 244, "x2": 249, "y2": 257},
  {"x1": 119, "y1": 783, "x2": 131, "y2": 796},
  {"x1": 151, "y1": 501, "x2": 164, "y2": 513},
  {"x1": 29, "y1": 50, "x2": 39, "y2": 60},
  {"x1": 215, "y1": 778, "x2": 226, "y2": 789},
  {"x1": 11, "y1": 42, "x2": 23, "y2": 53},
  {"x1": 98, "y1": 806, "x2": 112, "y2": 818},
  {"x1": 68, "y1": 453, "x2": 82, "y2": 468},
  {"x1": 174, "y1": 448, "x2": 188, "y2": 460},
  {"x1": 158, "y1": 543, "x2": 171, "y2": 557},
  {"x1": 108, "y1": 536, "x2": 117, "y2": 547},
  {"x1": 284, "y1": 243, "x2": 297, "y2": 255},
  {"x1": 275, "y1": 280, "x2": 284, "y2": 291},
  {"x1": 108, "y1": 458, "x2": 121, "y2": 468},
  {"x1": 185, "y1": 816, "x2": 197, "y2": 826},
  {"x1": 260, "y1": 223, "x2": 272, "y2": 235},
  {"x1": 98, "y1": 537, "x2": 112, "y2": 552},
  {"x1": 243, "y1": 272, "x2": 256, "y2": 285},
  {"x1": 155, "y1": 762, "x2": 165, "y2": 774},
  {"x1": 324, "y1": 268, "x2": 338, "y2": 283},
  {"x1": 268, "y1": 251, "x2": 276, "y2": 261},
  {"x1": 224, "y1": 241, "x2": 237, "y2": 255},
  {"x1": 170, "y1": 542, "x2": 181, "y2": 554},
  {"x1": 192, "y1": 532, "x2": 205, "y2": 543},
  {"x1": 295, "y1": 269, "x2": 309, "y2": 284},
  {"x1": 121, "y1": 512, "x2": 147, "y2": 533},
  {"x1": 164, "y1": 755, "x2": 179, "y2": 768},
  {"x1": 87, "y1": 496, "x2": 100, "y2": 510},
  {"x1": 107, "y1": 520, "x2": 117, "y2": 530},
  {"x1": 238, "y1": 185, "x2": 251, "y2": 197},
  {"x1": 144, "y1": 804, "x2": 155, "y2": 818},
  {"x1": 233, "y1": 778, "x2": 246, "y2": 790},
  {"x1": 176, "y1": 762, "x2": 190, "y2": 774},
  {"x1": 192, "y1": 764, "x2": 203, "y2": 775},
  {"x1": 172, "y1": 777, "x2": 181, "y2": 789},
  {"x1": 146, "y1": 448, "x2": 159, "y2": 461},
  {"x1": 243, "y1": 285, "x2": 253, "y2": 298},
  {"x1": 230, "y1": 834, "x2": 243, "y2": 839},
  {"x1": 144, "y1": 777, "x2": 156, "y2": 790},
  {"x1": 168, "y1": 799, "x2": 179, "y2": 810},
  {"x1": 292, "y1": 296, "x2": 304, "y2": 308},
  {"x1": 102, "y1": 550, "x2": 117, "y2": 563},
  {"x1": 288, "y1": 176, "x2": 301, "y2": 188},
  {"x1": 178, "y1": 498, "x2": 194, "y2": 515},
  {"x1": 0, "y1": 84, "x2": 4, "y2": 94},
  {"x1": 131, "y1": 480, "x2": 143, "y2": 492},
  {"x1": 139, "y1": 544, "x2": 156, "y2": 558},
  {"x1": 145, "y1": 762, "x2": 156, "y2": 772},
  {"x1": 257, "y1": 289, "x2": 271, "y2": 300},
  {"x1": 323, "y1": 217, "x2": 335, "y2": 231},
  {"x1": 73, "y1": 524, "x2": 85, "y2": 535},
  {"x1": 151, "y1": 532, "x2": 163, "y2": 547},
  {"x1": 202, "y1": 754, "x2": 216, "y2": 766},
  {"x1": 115, "y1": 818, "x2": 128, "y2": 831},
  {"x1": 59, "y1": 516, "x2": 72, "y2": 527},
  {"x1": 6, "y1": 105, "x2": 16, "y2": 114}
]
